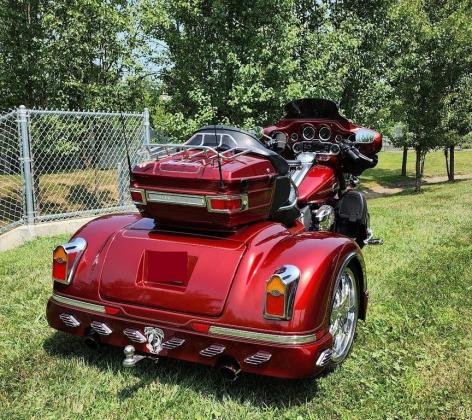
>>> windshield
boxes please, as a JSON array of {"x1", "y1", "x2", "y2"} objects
[
  {"x1": 186, "y1": 132, "x2": 239, "y2": 149},
  {"x1": 185, "y1": 126, "x2": 263, "y2": 150}
]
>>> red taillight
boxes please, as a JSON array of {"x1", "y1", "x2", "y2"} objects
[
  {"x1": 130, "y1": 188, "x2": 146, "y2": 205},
  {"x1": 52, "y1": 238, "x2": 87, "y2": 285},
  {"x1": 206, "y1": 194, "x2": 248, "y2": 213},
  {"x1": 263, "y1": 265, "x2": 300, "y2": 320},
  {"x1": 265, "y1": 293, "x2": 285, "y2": 317},
  {"x1": 52, "y1": 246, "x2": 68, "y2": 282}
]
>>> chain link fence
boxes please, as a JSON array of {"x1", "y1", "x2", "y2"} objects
[{"x1": 0, "y1": 106, "x2": 150, "y2": 235}]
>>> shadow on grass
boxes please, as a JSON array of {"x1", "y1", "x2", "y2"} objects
[
  {"x1": 362, "y1": 177, "x2": 471, "y2": 199},
  {"x1": 43, "y1": 332, "x2": 319, "y2": 409}
]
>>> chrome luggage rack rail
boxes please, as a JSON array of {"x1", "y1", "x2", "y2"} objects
[{"x1": 143, "y1": 143, "x2": 253, "y2": 165}]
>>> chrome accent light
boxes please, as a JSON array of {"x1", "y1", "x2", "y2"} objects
[
  {"x1": 162, "y1": 337, "x2": 186, "y2": 350},
  {"x1": 199, "y1": 344, "x2": 226, "y2": 357},
  {"x1": 316, "y1": 349, "x2": 334, "y2": 367},
  {"x1": 209, "y1": 326, "x2": 316, "y2": 345},
  {"x1": 244, "y1": 351, "x2": 272, "y2": 365},
  {"x1": 90, "y1": 321, "x2": 112, "y2": 336},
  {"x1": 59, "y1": 313, "x2": 80, "y2": 328},
  {"x1": 123, "y1": 328, "x2": 147, "y2": 343}
]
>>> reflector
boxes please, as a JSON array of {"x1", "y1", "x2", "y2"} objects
[
  {"x1": 130, "y1": 188, "x2": 146, "y2": 204},
  {"x1": 206, "y1": 194, "x2": 248, "y2": 213}
]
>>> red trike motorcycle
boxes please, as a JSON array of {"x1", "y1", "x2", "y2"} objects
[{"x1": 46, "y1": 98, "x2": 382, "y2": 380}]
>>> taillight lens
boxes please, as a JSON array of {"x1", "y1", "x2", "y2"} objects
[
  {"x1": 206, "y1": 194, "x2": 248, "y2": 213},
  {"x1": 52, "y1": 237, "x2": 87, "y2": 285},
  {"x1": 130, "y1": 188, "x2": 146, "y2": 205},
  {"x1": 52, "y1": 246, "x2": 68, "y2": 282},
  {"x1": 263, "y1": 265, "x2": 300, "y2": 320}
]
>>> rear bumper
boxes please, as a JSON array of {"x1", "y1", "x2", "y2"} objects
[{"x1": 46, "y1": 294, "x2": 332, "y2": 379}]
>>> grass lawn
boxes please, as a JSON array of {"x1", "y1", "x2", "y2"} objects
[
  {"x1": 361, "y1": 149, "x2": 472, "y2": 189},
  {"x1": 1, "y1": 184, "x2": 472, "y2": 418}
]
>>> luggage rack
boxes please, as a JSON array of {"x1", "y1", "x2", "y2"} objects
[{"x1": 143, "y1": 143, "x2": 253, "y2": 165}]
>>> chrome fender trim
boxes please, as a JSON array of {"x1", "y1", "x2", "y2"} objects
[
  {"x1": 208, "y1": 326, "x2": 316, "y2": 345},
  {"x1": 52, "y1": 294, "x2": 106, "y2": 313}
]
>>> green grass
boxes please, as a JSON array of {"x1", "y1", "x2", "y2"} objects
[
  {"x1": 1, "y1": 184, "x2": 472, "y2": 418},
  {"x1": 361, "y1": 149, "x2": 472, "y2": 189}
]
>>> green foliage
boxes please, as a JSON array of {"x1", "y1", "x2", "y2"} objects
[
  {"x1": 0, "y1": 0, "x2": 158, "y2": 111},
  {"x1": 140, "y1": 0, "x2": 299, "y2": 137},
  {"x1": 387, "y1": 0, "x2": 472, "y2": 151}
]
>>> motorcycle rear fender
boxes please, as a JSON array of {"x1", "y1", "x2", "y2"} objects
[
  {"x1": 221, "y1": 231, "x2": 366, "y2": 335},
  {"x1": 52, "y1": 213, "x2": 141, "y2": 301}
]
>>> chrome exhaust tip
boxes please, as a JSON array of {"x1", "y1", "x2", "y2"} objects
[
  {"x1": 84, "y1": 330, "x2": 100, "y2": 350},
  {"x1": 217, "y1": 359, "x2": 241, "y2": 382}
]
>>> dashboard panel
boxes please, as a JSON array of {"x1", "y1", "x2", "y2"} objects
[{"x1": 263, "y1": 117, "x2": 382, "y2": 157}]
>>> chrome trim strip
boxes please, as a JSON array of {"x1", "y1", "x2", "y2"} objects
[
  {"x1": 52, "y1": 294, "x2": 106, "y2": 313},
  {"x1": 146, "y1": 191, "x2": 206, "y2": 207},
  {"x1": 209, "y1": 326, "x2": 316, "y2": 345}
]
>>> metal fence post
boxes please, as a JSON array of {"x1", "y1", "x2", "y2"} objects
[
  {"x1": 143, "y1": 107, "x2": 150, "y2": 145},
  {"x1": 17, "y1": 105, "x2": 35, "y2": 224}
]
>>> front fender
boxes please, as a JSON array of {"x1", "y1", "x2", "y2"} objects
[{"x1": 222, "y1": 230, "x2": 365, "y2": 336}]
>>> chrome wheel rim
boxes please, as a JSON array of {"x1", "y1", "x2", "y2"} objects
[{"x1": 329, "y1": 267, "x2": 358, "y2": 363}]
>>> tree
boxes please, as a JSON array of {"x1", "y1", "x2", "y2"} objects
[
  {"x1": 0, "y1": 0, "x2": 48, "y2": 108},
  {"x1": 140, "y1": 0, "x2": 298, "y2": 138},
  {"x1": 386, "y1": 0, "x2": 471, "y2": 192},
  {"x1": 389, "y1": 122, "x2": 412, "y2": 177},
  {"x1": 0, "y1": 0, "x2": 154, "y2": 111}
]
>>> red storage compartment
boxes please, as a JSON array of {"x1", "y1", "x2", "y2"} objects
[{"x1": 130, "y1": 147, "x2": 278, "y2": 230}]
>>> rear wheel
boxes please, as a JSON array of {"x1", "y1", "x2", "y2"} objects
[{"x1": 327, "y1": 265, "x2": 359, "y2": 367}]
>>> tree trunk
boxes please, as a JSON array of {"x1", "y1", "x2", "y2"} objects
[
  {"x1": 448, "y1": 145, "x2": 455, "y2": 181},
  {"x1": 415, "y1": 148, "x2": 423, "y2": 193},
  {"x1": 401, "y1": 145, "x2": 408, "y2": 176},
  {"x1": 444, "y1": 147, "x2": 450, "y2": 179}
]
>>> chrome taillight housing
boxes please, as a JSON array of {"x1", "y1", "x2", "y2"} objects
[
  {"x1": 52, "y1": 237, "x2": 87, "y2": 285},
  {"x1": 206, "y1": 194, "x2": 249, "y2": 213},
  {"x1": 129, "y1": 188, "x2": 147, "y2": 205},
  {"x1": 263, "y1": 265, "x2": 300, "y2": 320}
]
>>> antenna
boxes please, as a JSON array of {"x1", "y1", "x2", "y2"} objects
[{"x1": 213, "y1": 123, "x2": 224, "y2": 189}]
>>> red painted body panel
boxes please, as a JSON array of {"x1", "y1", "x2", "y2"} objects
[
  {"x1": 47, "y1": 213, "x2": 367, "y2": 378},
  {"x1": 297, "y1": 165, "x2": 337, "y2": 204}
]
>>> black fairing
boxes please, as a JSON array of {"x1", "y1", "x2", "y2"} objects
[{"x1": 283, "y1": 98, "x2": 349, "y2": 123}]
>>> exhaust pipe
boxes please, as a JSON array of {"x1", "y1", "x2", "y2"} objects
[
  {"x1": 218, "y1": 360, "x2": 241, "y2": 382},
  {"x1": 84, "y1": 330, "x2": 100, "y2": 350}
]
